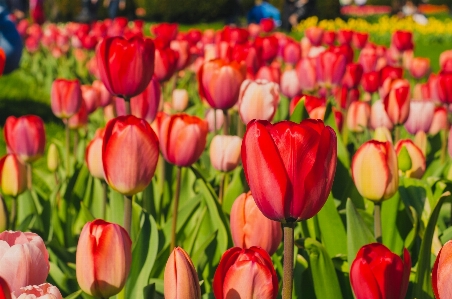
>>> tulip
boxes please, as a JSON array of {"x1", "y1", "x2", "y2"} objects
[
  {"x1": 370, "y1": 100, "x2": 394, "y2": 130},
  {"x1": 0, "y1": 276, "x2": 11, "y2": 299},
  {"x1": 439, "y1": 49, "x2": 452, "y2": 74},
  {"x1": 334, "y1": 44, "x2": 354, "y2": 64},
  {"x1": 213, "y1": 247, "x2": 278, "y2": 299},
  {"x1": 429, "y1": 106, "x2": 449, "y2": 135},
  {"x1": 316, "y1": 49, "x2": 347, "y2": 88},
  {"x1": 260, "y1": 18, "x2": 275, "y2": 33},
  {"x1": 350, "y1": 243, "x2": 410, "y2": 299},
  {"x1": 359, "y1": 46, "x2": 378, "y2": 73},
  {"x1": 380, "y1": 65, "x2": 403, "y2": 84},
  {"x1": 305, "y1": 27, "x2": 324, "y2": 46},
  {"x1": 0, "y1": 154, "x2": 28, "y2": 197},
  {"x1": 151, "y1": 23, "x2": 178, "y2": 42},
  {"x1": 352, "y1": 32, "x2": 369, "y2": 49},
  {"x1": 205, "y1": 109, "x2": 224, "y2": 133},
  {"x1": 391, "y1": 30, "x2": 413, "y2": 52},
  {"x1": 414, "y1": 131, "x2": 427, "y2": 156},
  {"x1": 51, "y1": 79, "x2": 82, "y2": 119},
  {"x1": 238, "y1": 79, "x2": 280, "y2": 125},
  {"x1": 81, "y1": 85, "x2": 100, "y2": 115},
  {"x1": 76, "y1": 219, "x2": 132, "y2": 299},
  {"x1": 159, "y1": 114, "x2": 208, "y2": 167},
  {"x1": 242, "y1": 119, "x2": 337, "y2": 222},
  {"x1": 198, "y1": 59, "x2": 246, "y2": 110},
  {"x1": 337, "y1": 29, "x2": 353, "y2": 45},
  {"x1": 96, "y1": 36, "x2": 155, "y2": 98},
  {"x1": 282, "y1": 41, "x2": 301, "y2": 65},
  {"x1": 130, "y1": 77, "x2": 161, "y2": 124},
  {"x1": 85, "y1": 129, "x2": 105, "y2": 180},
  {"x1": 402, "y1": 50, "x2": 414, "y2": 71},
  {"x1": 382, "y1": 79, "x2": 411, "y2": 125},
  {"x1": 280, "y1": 68, "x2": 301, "y2": 98},
  {"x1": 0, "y1": 231, "x2": 50, "y2": 293},
  {"x1": 103, "y1": 115, "x2": 159, "y2": 196},
  {"x1": 295, "y1": 58, "x2": 317, "y2": 92},
  {"x1": 230, "y1": 192, "x2": 282, "y2": 255},
  {"x1": 255, "y1": 35, "x2": 278, "y2": 63},
  {"x1": 374, "y1": 127, "x2": 394, "y2": 143},
  {"x1": 0, "y1": 49, "x2": 5, "y2": 76},
  {"x1": 255, "y1": 63, "x2": 281, "y2": 84},
  {"x1": 409, "y1": 57, "x2": 430, "y2": 79},
  {"x1": 361, "y1": 71, "x2": 380, "y2": 94},
  {"x1": 347, "y1": 101, "x2": 371, "y2": 133},
  {"x1": 12, "y1": 283, "x2": 62, "y2": 299},
  {"x1": 154, "y1": 40, "x2": 179, "y2": 83},
  {"x1": 352, "y1": 140, "x2": 398, "y2": 201},
  {"x1": 170, "y1": 39, "x2": 190, "y2": 71},
  {"x1": 438, "y1": 74, "x2": 452, "y2": 104},
  {"x1": 4, "y1": 115, "x2": 46, "y2": 163},
  {"x1": 92, "y1": 80, "x2": 113, "y2": 107},
  {"x1": 164, "y1": 247, "x2": 201, "y2": 299},
  {"x1": 289, "y1": 94, "x2": 325, "y2": 115},
  {"x1": 395, "y1": 139, "x2": 425, "y2": 179},
  {"x1": 433, "y1": 240, "x2": 452, "y2": 299},
  {"x1": 67, "y1": 100, "x2": 88, "y2": 129},
  {"x1": 342, "y1": 63, "x2": 363, "y2": 89},
  {"x1": 47, "y1": 143, "x2": 59, "y2": 173},
  {"x1": 209, "y1": 135, "x2": 242, "y2": 172},
  {"x1": 171, "y1": 89, "x2": 189, "y2": 112},
  {"x1": 404, "y1": 101, "x2": 435, "y2": 135}
]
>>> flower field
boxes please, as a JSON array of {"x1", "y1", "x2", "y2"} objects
[{"x1": 1, "y1": 14, "x2": 452, "y2": 299}]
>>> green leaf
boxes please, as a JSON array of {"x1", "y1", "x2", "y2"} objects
[
  {"x1": 64, "y1": 290, "x2": 83, "y2": 299},
  {"x1": 305, "y1": 238, "x2": 344, "y2": 299},
  {"x1": 346, "y1": 198, "x2": 375, "y2": 268},
  {"x1": 289, "y1": 97, "x2": 309, "y2": 123},
  {"x1": 414, "y1": 191, "x2": 451, "y2": 299},
  {"x1": 274, "y1": 96, "x2": 290, "y2": 122},
  {"x1": 317, "y1": 194, "x2": 347, "y2": 257},
  {"x1": 222, "y1": 167, "x2": 245, "y2": 214},
  {"x1": 143, "y1": 283, "x2": 156, "y2": 299}
]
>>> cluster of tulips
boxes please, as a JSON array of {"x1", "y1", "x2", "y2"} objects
[{"x1": 2, "y1": 16, "x2": 452, "y2": 299}]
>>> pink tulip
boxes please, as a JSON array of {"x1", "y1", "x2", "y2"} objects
[
  {"x1": 172, "y1": 89, "x2": 189, "y2": 112},
  {"x1": 85, "y1": 128, "x2": 106, "y2": 180},
  {"x1": 164, "y1": 247, "x2": 201, "y2": 299},
  {"x1": 81, "y1": 84, "x2": 100, "y2": 114},
  {"x1": 12, "y1": 283, "x2": 62, "y2": 299},
  {"x1": 429, "y1": 106, "x2": 449, "y2": 135},
  {"x1": 370, "y1": 100, "x2": 394, "y2": 130},
  {"x1": 0, "y1": 231, "x2": 49, "y2": 293},
  {"x1": 347, "y1": 101, "x2": 371, "y2": 133},
  {"x1": 382, "y1": 79, "x2": 411, "y2": 125},
  {"x1": 92, "y1": 80, "x2": 113, "y2": 107},
  {"x1": 283, "y1": 40, "x2": 301, "y2": 65},
  {"x1": 0, "y1": 154, "x2": 28, "y2": 197},
  {"x1": 230, "y1": 192, "x2": 282, "y2": 255},
  {"x1": 4, "y1": 115, "x2": 45, "y2": 163},
  {"x1": 305, "y1": 27, "x2": 324, "y2": 46},
  {"x1": 76, "y1": 219, "x2": 131, "y2": 298},
  {"x1": 439, "y1": 49, "x2": 452, "y2": 74},
  {"x1": 209, "y1": 135, "x2": 242, "y2": 172},
  {"x1": 295, "y1": 58, "x2": 317, "y2": 92},
  {"x1": 238, "y1": 79, "x2": 280, "y2": 125},
  {"x1": 130, "y1": 77, "x2": 161, "y2": 123},
  {"x1": 280, "y1": 68, "x2": 301, "y2": 98},
  {"x1": 103, "y1": 115, "x2": 159, "y2": 196},
  {"x1": 408, "y1": 57, "x2": 430, "y2": 80},
  {"x1": 316, "y1": 49, "x2": 347, "y2": 88},
  {"x1": 404, "y1": 101, "x2": 435, "y2": 134},
  {"x1": 205, "y1": 109, "x2": 224, "y2": 132},
  {"x1": 67, "y1": 100, "x2": 88, "y2": 129},
  {"x1": 51, "y1": 79, "x2": 82, "y2": 119},
  {"x1": 359, "y1": 46, "x2": 378, "y2": 73},
  {"x1": 170, "y1": 39, "x2": 190, "y2": 71},
  {"x1": 255, "y1": 63, "x2": 281, "y2": 84}
]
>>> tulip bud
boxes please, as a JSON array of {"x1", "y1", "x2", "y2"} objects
[
  {"x1": 391, "y1": 30, "x2": 413, "y2": 52},
  {"x1": 67, "y1": 100, "x2": 88, "y2": 129},
  {"x1": 86, "y1": 129, "x2": 105, "y2": 180},
  {"x1": 429, "y1": 106, "x2": 449, "y2": 135},
  {"x1": 76, "y1": 219, "x2": 132, "y2": 299},
  {"x1": 409, "y1": 57, "x2": 430, "y2": 79},
  {"x1": 395, "y1": 139, "x2": 425, "y2": 179},
  {"x1": 164, "y1": 247, "x2": 201, "y2": 299},
  {"x1": 12, "y1": 283, "x2": 63, "y2": 299},
  {"x1": 397, "y1": 145, "x2": 412, "y2": 172},
  {"x1": 47, "y1": 143, "x2": 59, "y2": 172},
  {"x1": 382, "y1": 79, "x2": 411, "y2": 125},
  {"x1": 230, "y1": 192, "x2": 282, "y2": 255},
  {"x1": 0, "y1": 154, "x2": 28, "y2": 197},
  {"x1": 351, "y1": 243, "x2": 410, "y2": 299},
  {"x1": 404, "y1": 101, "x2": 435, "y2": 135},
  {"x1": 51, "y1": 79, "x2": 82, "y2": 119},
  {"x1": 154, "y1": 42, "x2": 179, "y2": 83},
  {"x1": 295, "y1": 58, "x2": 317, "y2": 92},
  {"x1": 352, "y1": 140, "x2": 398, "y2": 201},
  {"x1": 213, "y1": 247, "x2": 278, "y2": 299},
  {"x1": 172, "y1": 89, "x2": 189, "y2": 112},
  {"x1": 305, "y1": 27, "x2": 324, "y2": 46},
  {"x1": 373, "y1": 127, "x2": 393, "y2": 143},
  {"x1": 205, "y1": 109, "x2": 224, "y2": 132},
  {"x1": 347, "y1": 101, "x2": 370, "y2": 133},
  {"x1": 370, "y1": 100, "x2": 394, "y2": 131},
  {"x1": 209, "y1": 135, "x2": 242, "y2": 172},
  {"x1": 280, "y1": 68, "x2": 301, "y2": 98}
]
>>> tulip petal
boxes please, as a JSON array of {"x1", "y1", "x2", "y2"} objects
[
  {"x1": 436, "y1": 241, "x2": 452, "y2": 299},
  {"x1": 351, "y1": 257, "x2": 383, "y2": 299}
]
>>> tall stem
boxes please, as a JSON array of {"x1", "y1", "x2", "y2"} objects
[
  {"x1": 10, "y1": 197, "x2": 17, "y2": 230},
  {"x1": 101, "y1": 180, "x2": 108, "y2": 220},
  {"x1": 223, "y1": 109, "x2": 229, "y2": 135},
  {"x1": 282, "y1": 223, "x2": 295, "y2": 299},
  {"x1": 394, "y1": 125, "x2": 400, "y2": 144},
  {"x1": 214, "y1": 109, "x2": 217, "y2": 134},
  {"x1": 73, "y1": 129, "x2": 79, "y2": 160},
  {"x1": 219, "y1": 172, "x2": 226, "y2": 205},
  {"x1": 124, "y1": 195, "x2": 132, "y2": 236},
  {"x1": 170, "y1": 167, "x2": 182, "y2": 252},
  {"x1": 124, "y1": 97, "x2": 131, "y2": 115},
  {"x1": 26, "y1": 163, "x2": 33, "y2": 190},
  {"x1": 374, "y1": 202, "x2": 382, "y2": 243},
  {"x1": 65, "y1": 120, "x2": 70, "y2": 179}
]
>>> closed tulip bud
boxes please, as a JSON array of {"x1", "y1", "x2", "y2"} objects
[
  {"x1": 47, "y1": 143, "x2": 59, "y2": 172},
  {"x1": 238, "y1": 79, "x2": 280, "y2": 125},
  {"x1": 342, "y1": 63, "x2": 363, "y2": 89},
  {"x1": 282, "y1": 41, "x2": 301, "y2": 65},
  {"x1": 0, "y1": 155, "x2": 28, "y2": 197},
  {"x1": 380, "y1": 65, "x2": 404, "y2": 84},
  {"x1": 255, "y1": 35, "x2": 278, "y2": 63},
  {"x1": 170, "y1": 39, "x2": 190, "y2": 71},
  {"x1": 198, "y1": 59, "x2": 246, "y2": 110},
  {"x1": 230, "y1": 192, "x2": 282, "y2": 255},
  {"x1": 351, "y1": 243, "x2": 410, "y2": 299},
  {"x1": 438, "y1": 74, "x2": 452, "y2": 104},
  {"x1": 213, "y1": 247, "x2": 278, "y2": 299},
  {"x1": 210, "y1": 135, "x2": 242, "y2": 172},
  {"x1": 370, "y1": 100, "x2": 394, "y2": 131},
  {"x1": 0, "y1": 276, "x2": 11, "y2": 299},
  {"x1": 154, "y1": 41, "x2": 179, "y2": 83},
  {"x1": 4, "y1": 115, "x2": 46, "y2": 163},
  {"x1": 85, "y1": 129, "x2": 105, "y2": 180},
  {"x1": 374, "y1": 127, "x2": 393, "y2": 143},
  {"x1": 361, "y1": 71, "x2": 380, "y2": 93},
  {"x1": 316, "y1": 49, "x2": 347, "y2": 88},
  {"x1": 280, "y1": 68, "x2": 300, "y2": 98},
  {"x1": 347, "y1": 101, "x2": 371, "y2": 133},
  {"x1": 391, "y1": 30, "x2": 413, "y2": 52},
  {"x1": 0, "y1": 231, "x2": 50, "y2": 293},
  {"x1": 337, "y1": 29, "x2": 353, "y2": 45},
  {"x1": 92, "y1": 80, "x2": 113, "y2": 108},
  {"x1": 76, "y1": 219, "x2": 131, "y2": 299},
  {"x1": 359, "y1": 46, "x2": 378, "y2": 73},
  {"x1": 103, "y1": 116, "x2": 159, "y2": 196},
  {"x1": 404, "y1": 101, "x2": 435, "y2": 135},
  {"x1": 96, "y1": 36, "x2": 155, "y2": 98},
  {"x1": 159, "y1": 114, "x2": 208, "y2": 167},
  {"x1": 383, "y1": 79, "x2": 411, "y2": 125},
  {"x1": 260, "y1": 18, "x2": 275, "y2": 33},
  {"x1": 305, "y1": 27, "x2": 324, "y2": 46},
  {"x1": 164, "y1": 247, "x2": 201, "y2": 299},
  {"x1": 395, "y1": 139, "x2": 425, "y2": 178},
  {"x1": 352, "y1": 32, "x2": 369, "y2": 49},
  {"x1": 429, "y1": 106, "x2": 449, "y2": 135},
  {"x1": 81, "y1": 85, "x2": 100, "y2": 115},
  {"x1": 409, "y1": 57, "x2": 430, "y2": 79},
  {"x1": 205, "y1": 109, "x2": 224, "y2": 132},
  {"x1": 67, "y1": 100, "x2": 88, "y2": 129},
  {"x1": 130, "y1": 77, "x2": 161, "y2": 124},
  {"x1": 322, "y1": 30, "x2": 336, "y2": 46},
  {"x1": 352, "y1": 140, "x2": 398, "y2": 201},
  {"x1": 242, "y1": 119, "x2": 337, "y2": 222},
  {"x1": 172, "y1": 89, "x2": 189, "y2": 112},
  {"x1": 51, "y1": 79, "x2": 82, "y2": 119},
  {"x1": 296, "y1": 58, "x2": 317, "y2": 92},
  {"x1": 12, "y1": 283, "x2": 62, "y2": 299}
]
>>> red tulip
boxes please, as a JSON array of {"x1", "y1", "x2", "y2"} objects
[
  {"x1": 295, "y1": 58, "x2": 317, "y2": 92},
  {"x1": 260, "y1": 18, "x2": 275, "y2": 33},
  {"x1": 219, "y1": 26, "x2": 249, "y2": 46},
  {"x1": 68, "y1": 100, "x2": 88, "y2": 129},
  {"x1": 102, "y1": 115, "x2": 159, "y2": 196},
  {"x1": 130, "y1": 77, "x2": 161, "y2": 123},
  {"x1": 96, "y1": 36, "x2": 155, "y2": 98},
  {"x1": 359, "y1": 46, "x2": 378, "y2": 73},
  {"x1": 337, "y1": 29, "x2": 353, "y2": 45},
  {"x1": 382, "y1": 79, "x2": 411, "y2": 125},
  {"x1": 391, "y1": 30, "x2": 414, "y2": 52},
  {"x1": 230, "y1": 192, "x2": 282, "y2": 255},
  {"x1": 322, "y1": 30, "x2": 336, "y2": 46},
  {"x1": 242, "y1": 119, "x2": 337, "y2": 222},
  {"x1": 51, "y1": 79, "x2": 82, "y2": 119},
  {"x1": 81, "y1": 84, "x2": 100, "y2": 114},
  {"x1": 305, "y1": 27, "x2": 324, "y2": 47},
  {"x1": 255, "y1": 35, "x2": 278, "y2": 63},
  {"x1": 92, "y1": 80, "x2": 113, "y2": 107},
  {"x1": 352, "y1": 32, "x2": 369, "y2": 49},
  {"x1": 342, "y1": 63, "x2": 363, "y2": 89},
  {"x1": 213, "y1": 247, "x2": 278, "y2": 299},
  {"x1": 255, "y1": 63, "x2": 281, "y2": 84},
  {"x1": 4, "y1": 115, "x2": 46, "y2": 163},
  {"x1": 439, "y1": 49, "x2": 452, "y2": 74},
  {"x1": 289, "y1": 94, "x2": 325, "y2": 115},
  {"x1": 159, "y1": 113, "x2": 208, "y2": 167},
  {"x1": 316, "y1": 49, "x2": 347, "y2": 88},
  {"x1": 0, "y1": 49, "x2": 5, "y2": 76},
  {"x1": 76, "y1": 219, "x2": 132, "y2": 299},
  {"x1": 85, "y1": 128, "x2": 106, "y2": 180},
  {"x1": 380, "y1": 65, "x2": 404, "y2": 85},
  {"x1": 351, "y1": 243, "x2": 410, "y2": 299},
  {"x1": 0, "y1": 276, "x2": 11, "y2": 299},
  {"x1": 362, "y1": 71, "x2": 380, "y2": 93},
  {"x1": 438, "y1": 74, "x2": 452, "y2": 104},
  {"x1": 333, "y1": 44, "x2": 354, "y2": 64},
  {"x1": 170, "y1": 39, "x2": 190, "y2": 71},
  {"x1": 154, "y1": 39, "x2": 179, "y2": 83},
  {"x1": 198, "y1": 59, "x2": 246, "y2": 110},
  {"x1": 409, "y1": 57, "x2": 430, "y2": 79},
  {"x1": 151, "y1": 23, "x2": 178, "y2": 43}
]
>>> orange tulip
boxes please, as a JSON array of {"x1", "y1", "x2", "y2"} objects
[{"x1": 85, "y1": 129, "x2": 106, "y2": 180}]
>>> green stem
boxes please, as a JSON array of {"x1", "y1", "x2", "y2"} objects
[
  {"x1": 170, "y1": 167, "x2": 182, "y2": 252},
  {"x1": 282, "y1": 223, "x2": 295, "y2": 299},
  {"x1": 101, "y1": 180, "x2": 108, "y2": 220},
  {"x1": 65, "y1": 120, "x2": 70, "y2": 179},
  {"x1": 27, "y1": 163, "x2": 32, "y2": 190},
  {"x1": 374, "y1": 202, "x2": 382, "y2": 243},
  {"x1": 223, "y1": 109, "x2": 229, "y2": 135},
  {"x1": 124, "y1": 195, "x2": 132, "y2": 236},
  {"x1": 10, "y1": 197, "x2": 17, "y2": 230},
  {"x1": 124, "y1": 97, "x2": 131, "y2": 115},
  {"x1": 219, "y1": 172, "x2": 226, "y2": 205},
  {"x1": 394, "y1": 125, "x2": 400, "y2": 144},
  {"x1": 73, "y1": 129, "x2": 79, "y2": 160},
  {"x1": 440, "y1": 128, "x2": 448, "y2": 165}
]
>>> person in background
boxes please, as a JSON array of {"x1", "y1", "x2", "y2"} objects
[
  {"x1": 0, "y1": 0, "x2": 23, "y2": 74},
  {"x1": 104, "y1": 0, "x2": 125, "y2": 19},
  {"x1": 282, "y1": 0, "x2": 316, "y2": 31},
  {"x1": 247, "y1": 0, "x2": 281, "y2": 27},
  {"x1": 77, "y1": 0, "x2": 99, "y2": 23},
  {"x1": 29, "y1": 0, "x2": 44, "y2": 24},
  {"x1": 6, "y1": 0, "x2": 27, "y2": 21}
]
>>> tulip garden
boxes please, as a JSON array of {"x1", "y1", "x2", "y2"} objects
[{"x1": 1, "y1": 11, "x2": 452, "y2": 299}]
